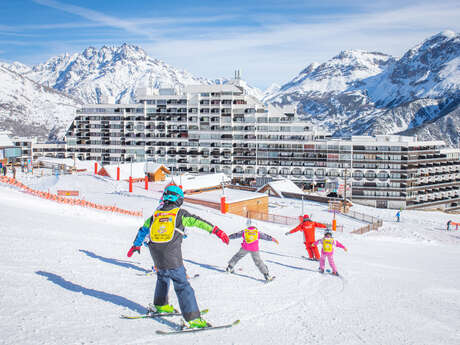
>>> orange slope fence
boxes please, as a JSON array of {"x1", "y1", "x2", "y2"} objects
[{"x1": 0, "y1": 176, "x2": 143, "y2": 217}]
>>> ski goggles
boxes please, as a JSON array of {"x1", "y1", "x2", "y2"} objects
[{"x1": 164, "y1": 190, "x2": 181, "y2": 197}]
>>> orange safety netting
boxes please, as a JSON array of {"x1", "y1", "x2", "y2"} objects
[{"x1": 0, "y1": 176, "x2": 143, "y2": 217}]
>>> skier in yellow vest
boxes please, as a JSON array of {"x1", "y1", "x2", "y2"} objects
[
  {"x1": 126, "y1": 185, "x2": 229, "y2": 329},
  {"x1": 312, "y1": 232, "x2": 347, "y2": 276},
  {"x1": 226, "y1": 225, "x2": 278, "y2": 281}
]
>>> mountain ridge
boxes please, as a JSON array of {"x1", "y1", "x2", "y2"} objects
[
  {"x1": 265, "y1": 30, "x2": 460, "y2": 145},
  {"x1": 0, "y1": 31, "x2": 459, "y2": 145}
]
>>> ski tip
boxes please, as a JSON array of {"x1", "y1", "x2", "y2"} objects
[
  {"x1": 201, "y1": 308, "x2": 209, "y2": 315},
  {"x1": 232, "y1": 319, "x2": 241, "y2": 326},
  {"x1": 120, "y1": 315, "x2": 143, "y2": 319}
]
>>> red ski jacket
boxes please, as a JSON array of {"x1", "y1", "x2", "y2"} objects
[{"x1": 288, "y1": 220, "x2": 327, "y2": 243}]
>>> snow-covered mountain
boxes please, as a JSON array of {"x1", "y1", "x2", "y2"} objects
[
  {"x1": 0, "y1": 61, "x2": 31, "y2": 75},
  {"x1": 0, "y1": 44, "x2": 264, "y2": 138},
  {"x1": 1, "y1": 32, "x2": 458, "y2": 143},
  {"x1": 22, "y1": 44, "x2": 213, "y2": 104},
  {"x1": 22, "y1": 44, "x2": 264, "y2": 105},
  {"x1": 0, "y1": 65, "x2": 80, "y2": 139},
  {"x1": 265, "y1": 31, "x2": 460, "y2": 145}
]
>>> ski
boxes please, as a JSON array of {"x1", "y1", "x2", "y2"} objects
[
  {"x1": 121, "y1": 308, "x2": 208, "y2": 320},
  {"x1": 301, "y1": 255, "x2": 319, "y2": 262},
  {"x1": 156, "y1": 319, "x2": 240, "y2": 335}
]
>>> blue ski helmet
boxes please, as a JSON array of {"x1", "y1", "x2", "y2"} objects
[{"x1": 162, "y1": 185, "x2": 184, "y2": 203}]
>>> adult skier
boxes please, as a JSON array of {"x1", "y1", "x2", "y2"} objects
[
  {"x1": 447, "y1": 220, "x2": 452, "y2": 231},
  {"x1": 225, "y1": 224, "x2": 278, "y2": 281},
  {"x1": 312, "y1": 232, "x2": 347, "y2": 276},
  {"x1": 126, "y1": 185, "x2": 229, "y2": 328},
  {"x1": 285, "y1": 215, "x2": 326, "y2": 260}
]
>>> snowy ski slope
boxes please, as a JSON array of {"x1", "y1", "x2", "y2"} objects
[{"x1": 0, "y1": 173, "x2": 459, "y2": 345}]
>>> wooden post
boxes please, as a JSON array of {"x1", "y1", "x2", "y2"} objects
[
  {"x1": 145, "y1": 175, "x2": 148, "y2": 190},
  {"x1": 332, "y1": 218, "x2": 337, "y2": 231},
  {"x1": 94, "y1": 162, "x2": 98, "y2": 175},
  {"x1": 129, "y1": 176, "x2": 133, "y2": 193},
  {"x1": 116, "y1": 167, "x2": 120, "y2": 181}
]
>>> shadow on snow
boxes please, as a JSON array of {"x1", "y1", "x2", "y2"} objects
[
  {"x1": 35, "y1": 270, "x2": 147, "y2": 313},
  {"x1": 79, "y1": 249, "x2": 149, "y2": 273},
  {"x1": 183, "y1": 258, "x2": 265, "y2": 282},
  {"x1": 266, "y1": 259, "x2": 319, "y2": 273}
]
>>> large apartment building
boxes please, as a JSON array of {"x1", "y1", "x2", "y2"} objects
[
  {"x1": 65, "y1": 82, "x2": 329, "y2": 174},
  {"x1": 12, "y1": 137, "x2": 67, "y2": 163},
  {"x1": 301, "y1": 136, "x2": 460, "y2": 210},
  {"x1": 65, "y1": 83, "x2": 460, "y2": 210}
]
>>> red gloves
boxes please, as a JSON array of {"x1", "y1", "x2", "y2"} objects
[
  {"x1": 212, "y1": 226, "x2": 229, "y2": 245},
  {"x1": 127, "y1": 245, "x2": 141, "y2": 257}
]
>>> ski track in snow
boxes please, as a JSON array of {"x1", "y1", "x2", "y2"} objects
[{"x1": 0, "y1": 172, "x2": 459, "y2": 345}]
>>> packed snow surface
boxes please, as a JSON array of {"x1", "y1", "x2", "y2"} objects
[{"x1": 0, "y1": 172, "x2": 459, "y2": 345}]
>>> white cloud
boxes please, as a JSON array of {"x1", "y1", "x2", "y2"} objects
[{"x1": 33, "y1": 0, "x2": 157, "y2": 38}]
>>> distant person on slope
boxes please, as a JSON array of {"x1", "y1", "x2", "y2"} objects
[
  {"x1": 447, "y1": 220, "x2": 452, "y2": 231},
  {"x1": 312, "y1": 232, "x2": 347, "y2": 276},
  {"x1": 285, "y1": 214, "x2": 326, "y2": 260},
  {"x1": 226, "y1": 224, "x2": 278, "y2": 282},
  {"x1": 126, "y1": 185, "x2": 229, "y2": 329},
  {"x1": 396, "y1": 211, "x2": 401, "y2": 222}
]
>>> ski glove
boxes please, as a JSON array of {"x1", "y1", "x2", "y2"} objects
[
  {"x1": 272, "y1": 238, "x2": 279, "y2": 245},
  {"x1": 127, "y1": 245, "x2": 141, "y2": 257},
  {"x1": 212, "y1": 226, "x2": 229, "y2": 245}
]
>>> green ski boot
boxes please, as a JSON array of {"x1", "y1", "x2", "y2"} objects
[
  {"x1": 187, "y1": 317, "x2": 210, "y2": 329},
  {"x1": 153, "y1": 304, "x2": 176, "y2": 314}
]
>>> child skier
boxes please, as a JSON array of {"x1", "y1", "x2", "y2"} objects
[
  {"x1": 285, "y1": 215, "x2": 326, "y2": 260},
  {"x1": 312, "y1": 232, "x2": 347, "y2": 276},
  {"x1": 226, "y1": 225, "x2": 278, "y2": 281},
  {"x1": 126, "y1": 185, "x2": 229, "y2": 329}
]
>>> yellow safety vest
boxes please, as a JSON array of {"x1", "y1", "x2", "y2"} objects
[
  {"x1": 323, "y1": 238, "x2": 334, "y2": 253},
  {"x1": 149, "y1": 208, "x2": 180, "y2": 243},
  {"x1": 244, "y1": 227, "x2": 259, "y2": 244}
]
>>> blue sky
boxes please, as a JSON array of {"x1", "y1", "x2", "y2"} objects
[{"x1": 0, "y1": 0, "x2": 459, "y2": 89}]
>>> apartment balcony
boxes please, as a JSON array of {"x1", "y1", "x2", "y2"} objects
[{"x1": 351, "y1": 194, "x2": 407, "y2": 201}]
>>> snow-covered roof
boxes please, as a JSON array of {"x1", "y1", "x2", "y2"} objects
[
  {"x1": 37, "y1": 157, "x2": 97, "y2": 171},
  {"x1": 258, "y1": 179, "x2": 305, "y2": 197},
  {"x1": 178, "y1": 173, "x2": 230, "y2": 192},
  {"x1": 145, "y1": 162, "x2": 170, "y2": 174},
  {"x1": 102, "y1": 162, "x2": 148, "y2": 180},
  {"x1": 0, "y1": 133, "x2": 14, "y2": 147},
  {"x1": 186, "y1": 188, "x2": 266, "y2": 204}
]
